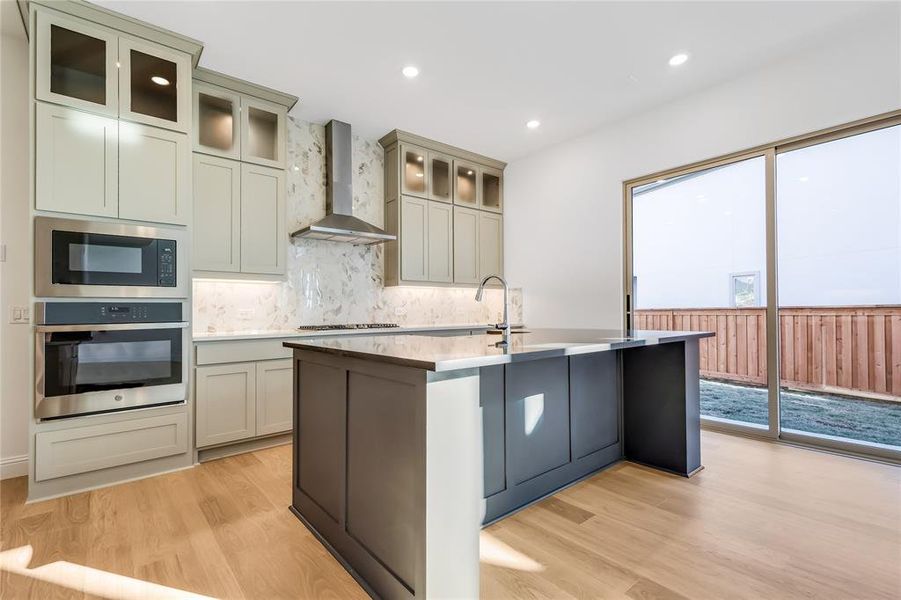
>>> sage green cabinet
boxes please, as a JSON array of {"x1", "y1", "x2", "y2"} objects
[
  {"x1": 428, "y1": 201, "x2": 454, "y2": 283},
  {"x1": 195, "y1": 362, "x2": 257, "y2": 448},
  {"x1": 35, "y1": 103, "x2": 117, "y2": 217},
  {"x1": 453, "y1": 206, "x2": 480, "y2": 284},
  {"x1": 401, "y1": 196, "x2": 429, "y2": 281},
  {"x1": 193, "y1": 154, "x2": 241, "y2": 272},
  {"x1": 240, "y1": 163, "x2": 286, "y2": 275},
  {"x1": 241, "y1": 97, "x2": 286, "y2": 168},
  {"x1": 193, "y1": 82, "x2": 241, "y2": 159},
  {"x1": 454, "y1": 159, "x2": 480, "y2": 207},
  {"x1": 118, "y1": 121, "x2": 190, "y2": 225},
  {"x1": 118, "y1": 37, "x2": 191, "y2": 133},
  {"x1": 255, "y1": 359, "x2": 293, "y2": 436},
  {"x1": 380, "y1": 130, "x2": 505, "y2": 286},
  {"x1": 35, "y1": 11, "x2": 118, "y2": 117},
  {"x1": 478, "y1": 211, "x2": 503, "y2": 279}
]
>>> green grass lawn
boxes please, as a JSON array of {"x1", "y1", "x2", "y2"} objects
[{"x1": 700, "y1": 380, "x2": 901, "y2": 447}]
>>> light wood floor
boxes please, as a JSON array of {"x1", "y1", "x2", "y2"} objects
[{"x1": 1, "y1": 431, "x2": 899, "y2": 599}]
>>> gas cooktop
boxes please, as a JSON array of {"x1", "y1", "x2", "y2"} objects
[{"x1": 297, "y1": 323, "x2": 400, "y2": 331}]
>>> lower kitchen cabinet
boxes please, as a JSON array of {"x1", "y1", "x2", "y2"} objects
[
  {"x1": 118, "y1": 121, "x2": 190, "y2": 225},
  {"x1": 195, "y1": 362, "x2": 257, "y2": 448},
  {"x1": 255, "y1": 359, "x2": 294, "y2": 435},
  {"x1": 194, "y1": 344, "x2": 294, "y2": 449}
]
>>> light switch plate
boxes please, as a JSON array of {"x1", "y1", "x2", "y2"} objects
[{"x1": 9, "y1": 306, "x2": 30, "y2": 324}]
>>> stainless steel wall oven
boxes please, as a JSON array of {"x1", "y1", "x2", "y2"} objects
[{"x1": 35, "y1": 302, "x2": 188, "y2": 420}]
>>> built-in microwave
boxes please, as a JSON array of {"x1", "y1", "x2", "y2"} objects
[
  {"x1": 35, "y1": 217, "x2": 188, "y2": 298},
  {"x1": 34, "y1": 301, "x2": 188, "y2": 420}
]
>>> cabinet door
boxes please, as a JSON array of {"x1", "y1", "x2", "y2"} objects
[
  {"x1": 193, "y1": 82, "x2": 241, "y2": 159},
  {"x1": 453, "y1": 160, "x2": 479, "y2": 207},
  {"x1": 119, "y1": 122, "x2": 190, "y2": 224},
  {"x1": 240, "y1": 163, "x2": 286, "y2": 275},
  {"x1": 256, "y1": 359, "x2": 294, "y2": 436},
  {"x1": 35, "y1": 103, "x2": 118, "y2": 217},
  {"x1": 480, "y1": 167, "x2": 503, "y2": 213},
  {"x1": 193, "y1": 154, "x2": 240, "y2": 272},
  {"x1": 35, "y1": 10, "x2": 118, "y2": 117},
  {"x1": 479, "y1": 211, "x2": 503, "y2": 279},
  {"x1": 195, "y1": 363, "x2": 256, "y2": 448},
  {"x1": 400, "y1": 144, "x2": 428, "y2": 198},
  {"x1": 428, "y1": 152, "x2": 453, "y2": 203},
  {"x1": 240, "y1": 97, "x2": 286, "y2": 168},
  {"x1": 427, "y1": 201, "x2": 453, "y2": 283},
  {"x1": 453, "y1": 206, "x2": 479, "y2": 284},
  {"x1": 118, "y1": 37, "x2": 191, "y2": 132},
  {"x1": 400, "y1": 196, "x2": 428, "y2": 282},
  {"x1": 570, "y1": 353, "x2": 619, "y2": 460},
  {"x1": 505, "y1": 358, "x2": 571, "y2": 485}
]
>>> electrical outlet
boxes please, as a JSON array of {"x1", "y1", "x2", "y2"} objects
[{"x1": 9, "y1": 306, "x2": 30, "y2": 324}]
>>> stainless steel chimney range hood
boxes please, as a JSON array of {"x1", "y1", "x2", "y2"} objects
[{"x1": 290, "y1": 120, "x2": 396, "y2": 245}]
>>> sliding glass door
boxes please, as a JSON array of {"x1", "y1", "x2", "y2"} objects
[
  {"x1": 625, "y1": 114, "x2": 901, "y2": 461},
  {"x1": 776, "y1": 124, "x2": 901, "y2": 456}
]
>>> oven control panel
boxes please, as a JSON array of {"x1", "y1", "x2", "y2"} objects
[{"x1": 37, "y1": 302, "x2": 184, "y2": 325}]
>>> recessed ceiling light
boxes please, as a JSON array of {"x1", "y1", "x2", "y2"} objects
[
  {"x1": 402, "y1": 65, "x2": 419, "y2": 78},
  {"x1": 526, "y1": 119, "x2": 541, "y2": 129},
  {"x1": 668, "y1": 53, "x2": 689, "y2": 67},
  {"x1": 151, "y1": 76, "x2": 170, "y2": 86}
]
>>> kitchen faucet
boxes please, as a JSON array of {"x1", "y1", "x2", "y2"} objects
[{"x1": 475, "y1": 274, "x2": 509, "y2": 333}]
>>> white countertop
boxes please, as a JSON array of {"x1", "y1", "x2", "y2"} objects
[{"x1": 192, "y1": 324, "x2": 494, "y2": 343}]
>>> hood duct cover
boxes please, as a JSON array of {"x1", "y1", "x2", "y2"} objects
[{"x1": 290, "y1": 120, "x2": 396, "y2": 245}]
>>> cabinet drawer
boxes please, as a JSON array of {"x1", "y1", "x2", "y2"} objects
[
  {"x1": 35, "y1": 412, "x2": 187, "y2": 481},
  {"x1": 195, "y1": 338, "x2": 294, "y2": 365}
]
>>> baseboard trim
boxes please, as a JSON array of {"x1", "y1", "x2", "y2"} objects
[{"x1": 0, "y1": 455, "x2": 29, "y2": 480}]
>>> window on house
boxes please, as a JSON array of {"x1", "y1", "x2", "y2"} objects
[{"x1": 731, "y1": 272, "x2": 760, "y2": 307}]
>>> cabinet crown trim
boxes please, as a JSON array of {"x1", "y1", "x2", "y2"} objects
[
  {"x1": 193, "y1": 67, "x2": 299, "y2": 110},
  {"x1": 379, "y1": 129, "x2": 506, "y2": 170},
  {"x1": 24, "y1": 0, "x2": 204, "y2": 65}
]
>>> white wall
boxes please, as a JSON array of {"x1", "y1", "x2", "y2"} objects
[
  {"x1": 505, "y1": 12, "x2": 901, "y2": 328},
  {"x1": 1, "y1": 5, "x2": 31, "y2": 478}
]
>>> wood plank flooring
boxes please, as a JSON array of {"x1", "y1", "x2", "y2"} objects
[{"x1": 1, "y1": 431, "x2": 899, "y2": 599}]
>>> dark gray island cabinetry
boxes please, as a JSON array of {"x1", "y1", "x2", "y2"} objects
[{"x1": 284, "y1": 328, "x2": 713, "y2": 600}]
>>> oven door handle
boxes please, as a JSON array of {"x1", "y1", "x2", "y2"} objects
[{"x1": 35, "y1": 322, "x2": 189, "y2": 333}]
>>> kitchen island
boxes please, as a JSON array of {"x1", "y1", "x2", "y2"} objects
[{"x1": 284, "y1": 328, "x2": 713, "y2": 599}]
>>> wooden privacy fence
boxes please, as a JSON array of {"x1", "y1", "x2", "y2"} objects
[{"x1": 635, "y1": 307, "x2": 901, "y2": 400}]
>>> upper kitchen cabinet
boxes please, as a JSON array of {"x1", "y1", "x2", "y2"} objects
[
  {"x1": 380, "y1": 130, "x2": 506, "y2": 286},
  {"x1": 119, "y1": 37, "x2": 191, "y2": 132},
  {"x1": 480, "y1": 166, "x2": 503, "y2": 213},
  {"x1": 401, "y1": 144, "x2": 429, "y2": 198},
  {"x1": 453, "y1": 160, "x2": 480, "y2": 208},
  {"x1": 240, "y1": 163, "x2": 287, "y2": 275},
  {"x1": 119, "y1": 121, "x2": 190, "y2": 224},
  {"x1": 241, "y1": 97, "x2": 287, "y2": 168},
  {"x1": 193, "y1": 82, "x2": 241, "y2": 159},
  {"x1": 429, "y1": 152, "x2": 453, "y2": 203},
  {"x1": 35, "y1": 11, "x2": 119, "y2": 117}
]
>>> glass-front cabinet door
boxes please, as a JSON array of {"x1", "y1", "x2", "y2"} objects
[
  {"x1": 453, "y1": 160, "x2": 479, "y2": 207},
  {"x1": 193, "y1": 82, "x2": 241, "y2": 159},
  {"x1": 401, "y1": 144, "x2": 429, "y2": 198},
  {"x1": 480, "y1": 167, "x2": 503, "y2": 212},
  {"x1": 241, "y1": 97, "x2": 286, "y2": 168},
  {"x1": 36, "y1": 12, "x2": 119, "y2": 117},
  {"x1": 428, "y1": 152, "x2": 453, "y2": 203},
  {"x1": 119, "y1": 37, "x2": 190, "y2": 132}
]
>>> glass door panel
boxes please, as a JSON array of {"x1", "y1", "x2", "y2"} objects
[
  {"x1": 194, "y1": 85, "x2": 240, "y2": 158},
  {"x1": 429, "y1": 153, "x2": 452, "y2": 202},
  {"x1": 119, "y1": 38, "x2": 190, "y2": 132},
  {"x1": 454, "y1": 160, "x2": 479, "y2": 207},
  {"x1": 240, "y1": 97, "x2": 286, "y2": 168},
  {"x1": 36, "y1": 12, "x2": 118, "y2": 116},
  {"x1": 776, "y1": 124, "x2": 901, "y2": 451},
  {"x1": 481, "y1": 167, "x2": 503, "y2": 212},
  {"x1": 401, "y1": 145, "x2": 428, "y2": 197},
  {"x1": 631, "y1": 156, "x2": 768, "y2": 429}
]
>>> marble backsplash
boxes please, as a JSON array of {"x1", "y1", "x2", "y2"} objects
[{"x1": 193, "y1": 117, "x2": 521, "y2": 333}]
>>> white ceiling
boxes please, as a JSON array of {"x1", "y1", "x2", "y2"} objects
[{"x1": 96, "y1": 1, "x2": 895, "y2": 161}]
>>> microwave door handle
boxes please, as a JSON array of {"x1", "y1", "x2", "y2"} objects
[{"x1": 35, "y1": 322, "x2": 189, "y2": 333}]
